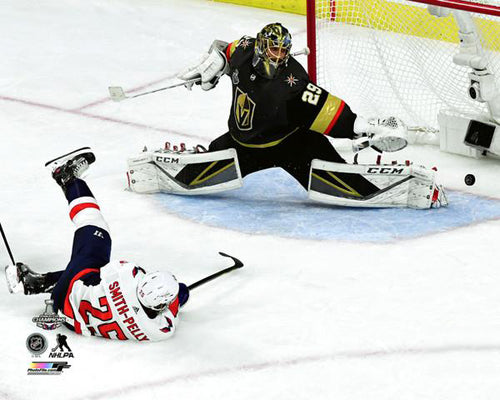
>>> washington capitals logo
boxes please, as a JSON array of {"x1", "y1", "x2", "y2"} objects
[{"x1": 285, "y1": 74, "x2": 298, "y2": 87}]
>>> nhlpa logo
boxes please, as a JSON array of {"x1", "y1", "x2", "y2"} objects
[
  {"x1": 49, "y1": 334, "x2": 74, "y2": 359},
  {"x1": 234, "y1": 87, "x2": 256, "y2": 131}
]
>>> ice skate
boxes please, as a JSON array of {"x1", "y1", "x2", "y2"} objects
[
  {"x1": 5, "y1": 263, "x2": 55, "y2": 295},
  {"x1": 45, "y1": 147, "x2": 96, "y2": 190}
]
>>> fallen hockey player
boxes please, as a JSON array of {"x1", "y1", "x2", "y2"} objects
[
  {"x1": 6, "y1": 148, "x2": 190, "y2": 341},
  {"x1": 126, "y1": 23, "x2": 448, "y2": 209}
]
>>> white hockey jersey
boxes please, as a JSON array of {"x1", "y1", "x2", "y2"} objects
[{"x1": 60, "y1": 260, "x2": 179, "y2": 342}]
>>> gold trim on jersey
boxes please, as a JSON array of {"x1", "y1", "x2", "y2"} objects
[
  {"x1": 190, "y1": 161, "x2": 236, "y2": 186},
  {"x1": 309, "y1": 94, "x2": 343, "y2": 134},
  {"x1": 230, "y1": 127, "x2": 299, "y2": 149},
  {"x1": 311, "y1": 171, "x2": 362, "y2": 197}
]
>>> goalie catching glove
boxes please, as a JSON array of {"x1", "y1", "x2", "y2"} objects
[
  {"x1": 178, "y1": 41, "x2": 229, "y2": 91},
  {"x1": 352, "y1": 116, "x2": 409, "y2": 153}
]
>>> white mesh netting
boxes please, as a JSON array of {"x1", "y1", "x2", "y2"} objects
[{"x1": 313, "y1": 0, "x2": 500, "y2": 130}]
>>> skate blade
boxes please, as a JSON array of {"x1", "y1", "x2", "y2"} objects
[
  {"x1": 44, "y1": 147, "x2": 93, "y2": 167},
  {"x1": 5, "y1": 264, "x2": 24, "y2": 294}
]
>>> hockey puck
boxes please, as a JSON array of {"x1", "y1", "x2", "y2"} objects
[{"x1": 464, "y1": 174, "x2": 476, "y2": 186}]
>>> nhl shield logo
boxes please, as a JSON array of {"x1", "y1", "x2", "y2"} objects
[
  {"x1": 234, "y1": 87, "x2": 256, "y2": 131},
  {"x1": 26, "y1": 333, "x2": 48, "y2": 356}
]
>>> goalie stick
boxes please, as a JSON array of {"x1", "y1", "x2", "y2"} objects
[
  {"x1": 108, "y1": 77, "x2": 201, "y2": 102},
  {"x1": 108, "y1": 47, "x2": 310, "y2": 103},
  {"x1": 0, "y1": 223, "x2": 15, "y2": 265},
  {"x1": 188, "y1": 252, "x2": 244, "y2": 290}
]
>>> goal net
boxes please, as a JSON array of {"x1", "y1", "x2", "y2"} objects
[{"x1": 307, "y1": 0, "x2": 500, "y2": 134}]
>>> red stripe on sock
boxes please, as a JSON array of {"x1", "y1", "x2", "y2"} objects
[{"x1": 70, "y1": 202, "x2": 100, "y2": 220}]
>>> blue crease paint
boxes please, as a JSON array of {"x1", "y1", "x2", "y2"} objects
[{"x1": 154, "y1": 168, "x2": 500, "y2": 242}]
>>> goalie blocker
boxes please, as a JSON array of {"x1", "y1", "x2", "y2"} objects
[
  {"x1": 127, "y1": 148, "x2": 242, "y2": 194},
  {"x1": 308, "y1": 160, "x2": 448, "y2": 209}
]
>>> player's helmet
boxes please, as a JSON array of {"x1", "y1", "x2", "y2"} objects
[
  {"x1": 252, "y1": 23, "x2": 292, "y2": 79},
  {"x1": 137, "y1": 271, "x2": 179, "y2": 312}
]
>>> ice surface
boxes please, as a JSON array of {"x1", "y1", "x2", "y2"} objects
[
  {"x1": 1, "y1": 1, "x2": 500, "y2": 399},
  {"x1": 157, "y1": 168, "x2": 500, "y2": 241}
]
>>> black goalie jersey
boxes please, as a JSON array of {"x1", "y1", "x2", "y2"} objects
[{"x1": 223, "y1": 36, "x2": 356, "y2": 148}]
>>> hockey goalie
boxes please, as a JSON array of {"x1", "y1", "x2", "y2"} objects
[{"x1": 126, "y1": 23, "x2": 448, "y2": 209}]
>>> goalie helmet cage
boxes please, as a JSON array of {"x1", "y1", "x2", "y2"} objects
[{"x1": 306, "y1": 0, "x2": 500, "y2": 132}]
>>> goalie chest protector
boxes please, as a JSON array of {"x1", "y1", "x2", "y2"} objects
[{"x1": 226, "y1": 37, "x2": 311, "y2": 147}]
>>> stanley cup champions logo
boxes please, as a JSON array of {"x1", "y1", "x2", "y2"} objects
[
  {"x1": 234, "y1": 87, "x2": 256, "y2": 131},
  {"x1": 32, "y1": 299, "x2": 66, "y2": 330}
]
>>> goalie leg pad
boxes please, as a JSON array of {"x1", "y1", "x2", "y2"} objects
[
  {"x1": 127, "y1": 149, "x2": 242, "y2": 195},
  {"x1": 308, "y1": 159, "x2": 448, "y2": 209}
]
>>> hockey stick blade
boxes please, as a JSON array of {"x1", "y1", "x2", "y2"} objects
[
  {"x1": 109, "y1": 86, "x2": 127, "y2": 102},
  {"x1": 0, "y1": 223, "x2": 15, "y2": 265},
  {"x1": 187, "y1": 252, "x2": 244, "y2": 291}
]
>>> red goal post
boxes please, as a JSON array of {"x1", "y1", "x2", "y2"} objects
[{"x1": 306, "y1": 0, "x2": 500, "y2": 137}]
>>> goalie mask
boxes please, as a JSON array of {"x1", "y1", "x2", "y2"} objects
[
  {"x1": 252, "y1": 23, "x2": 292, "y2": 79},
  {"x1": 137, "y1": 271, "x2": 179, "y2": 312}
]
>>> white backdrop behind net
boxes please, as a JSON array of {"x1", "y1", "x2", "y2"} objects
[{"x1": 314, "y1": 0, "x2": 500, "y2": 131}]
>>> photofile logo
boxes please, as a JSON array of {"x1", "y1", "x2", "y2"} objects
[{"x1": 27, "y1": 361, "x2": 71, "y2": 375}]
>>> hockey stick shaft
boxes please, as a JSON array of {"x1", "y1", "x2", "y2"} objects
[
  {"x1": 188, "y1": 252, "x2": 244, "y2": 290},
  {"x1": 128, "y1": 78, "x2": 201, "y2": 99},
  {"x1": 109, "y1": 77, "x2": 201, "y2": 102},
  {"x1": 0, "y1": 223, "x2": 15, "y2": 265}
]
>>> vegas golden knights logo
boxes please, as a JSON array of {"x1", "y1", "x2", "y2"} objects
[{"x1": 234, "y1": 87, "x2": 256, "y2": 131}]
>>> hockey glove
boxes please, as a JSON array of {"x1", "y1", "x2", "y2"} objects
[
  {"x1": 353, "y1": 116, "x2": 408, "y2": 152},
  {"x1": 178, "y1": 45, "x2": 228, "y2": 91}
]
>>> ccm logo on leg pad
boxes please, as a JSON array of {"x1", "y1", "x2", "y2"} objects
[
  {"x1": 156, "y1": 156, "x2": 180, "y2": 164},
  {"x1": 366, "y1": 167, "x2": 405, "y2": 174}
]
